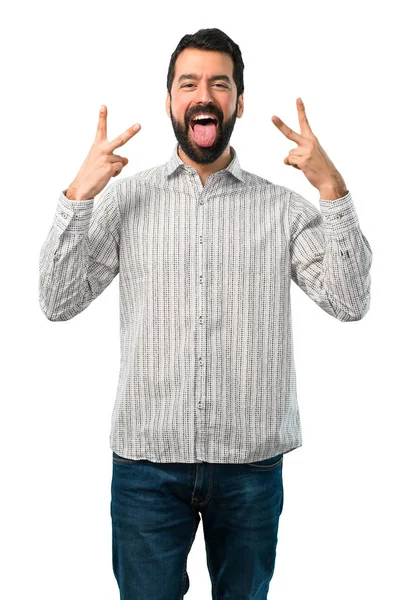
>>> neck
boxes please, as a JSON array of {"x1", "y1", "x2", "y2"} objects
[{"x1": 178, "y1": 145, "x2": 232, "y2": 185}]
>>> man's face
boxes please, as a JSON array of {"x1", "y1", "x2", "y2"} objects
[{"x1": 166, "y1": 48, "x2": 244, "y2": 164}]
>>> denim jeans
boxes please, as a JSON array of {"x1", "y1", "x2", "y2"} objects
[{"x1": 110, "y1": 451, "x2": 284, "y2": 600}]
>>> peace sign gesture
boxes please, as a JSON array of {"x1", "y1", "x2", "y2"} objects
[
  {"x1": 271, "y1": 98, "x2": 348, "y2": 200},
  {"x1": 66, "y1": 105, "x2": 142, "y2": 201}
]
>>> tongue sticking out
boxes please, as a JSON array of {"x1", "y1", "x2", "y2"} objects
[{"x1": 192, "y1": 122, "x2": 217, "y2": 147}]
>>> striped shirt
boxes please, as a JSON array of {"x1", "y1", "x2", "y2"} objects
[{"x1": 39, "y1": 142, "x2": 372, "y2": 463}]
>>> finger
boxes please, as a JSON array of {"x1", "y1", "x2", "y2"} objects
[
  {"x1": 108, "y1": 123, "x2": 141, "y2": 152},
  {"x1": 111, "y1": 161, "x2": 125, "y2": 177},
  {"x1": 296, "y1": 97, "x2": 313, "y2": 136},
  {"x1": 95, "y1": 104, "x2": 108, "y2": 143},
  {"x1": 284, "y1": 155, "x2": 301, "y2": 170},
  {"x1": 271, "y1": 115, "x2": 302, "y2": 143},
  {"x1": 109, "y1": 154, "x2": 128, "y2": 165}
]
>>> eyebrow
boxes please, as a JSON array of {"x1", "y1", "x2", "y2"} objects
[{"x1": 177, "y1": 74, "x2": 232, "y2": 85}]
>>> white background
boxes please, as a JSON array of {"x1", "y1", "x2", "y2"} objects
[{"x1": 1, "y1": 0, "x2": 398, "y2": 598}]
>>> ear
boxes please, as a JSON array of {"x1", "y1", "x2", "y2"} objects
[
  {"x1": 236, "y1": 93, "x2": 244, "y2": 118},
  {"x1": 166, "y1": 92, "x2": 171, "y2": 118}
]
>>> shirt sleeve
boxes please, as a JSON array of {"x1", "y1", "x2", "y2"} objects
[
  {"x1": 289, "y1": 190, "x2": 372, "y2": 321},
  {"x1": 39, "y1": 182, "x2": 121, "y2": 321}
]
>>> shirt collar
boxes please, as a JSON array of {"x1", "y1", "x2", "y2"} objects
[{"x1": 165, "y1": 142, "x2": 245, "y2": 183}]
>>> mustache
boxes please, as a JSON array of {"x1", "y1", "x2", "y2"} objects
[{"x1": 186, "y1": 107, "x2": 222, "y2": 124}]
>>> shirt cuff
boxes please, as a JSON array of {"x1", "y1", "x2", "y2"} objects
[
  {"x1": 53, "y1": 189, "x2": 95, "y2": 233},
  {"x1": 319, "y1": 191, "x2": 360, "y2": 235}
]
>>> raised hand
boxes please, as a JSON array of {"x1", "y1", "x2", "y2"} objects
[
  {"x1": 66, "y1": 105, "x2": 141, "y2": 201},
  {"x1": 271, "y1": 98, "x2": 348, "y2": 199}
]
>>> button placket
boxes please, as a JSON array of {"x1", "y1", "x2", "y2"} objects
[{"x1": 194, "y1": 182, "x2": 210, "y2": 460}]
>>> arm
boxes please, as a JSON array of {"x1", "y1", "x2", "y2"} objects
[
  {"x1": 289, "y1": 190, "x2": 372, "y2": 321},
  {"x1": 39, "y1": 182, "x2": 121, "y2": 321}
]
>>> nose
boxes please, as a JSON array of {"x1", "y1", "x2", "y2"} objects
[{"x1": 194, "y1": 81, "x2": 215, "y2": 105}]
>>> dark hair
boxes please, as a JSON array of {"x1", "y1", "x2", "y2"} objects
[{"x1": 166, "y1": 28, "x2": 245, "y2": 100}]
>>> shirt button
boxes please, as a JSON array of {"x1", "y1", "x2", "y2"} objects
[
  {"x1": 199, "y1": 199, "x2": 204, "y2": 205},
  {"x1": 197, "y1": 400, "x2": 203, "y2": 409},
  {"x1": 61, "y1": 212, "x2": 68, "y2": 218}
]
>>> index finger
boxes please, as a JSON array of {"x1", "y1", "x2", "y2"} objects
[
  {"x1": 271, "y1": 115, "x2": 301, "y2": 143},
  {"x1": 108, "y1": 123, "x2": 141, "y2": 152}
]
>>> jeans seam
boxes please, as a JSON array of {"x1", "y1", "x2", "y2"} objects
[
  {"x1": 205, "y1": 538, "x2": 220, "y2": 600},
  {"x1": 179, "y1": 511, "x2": 198, "y2": 600}
]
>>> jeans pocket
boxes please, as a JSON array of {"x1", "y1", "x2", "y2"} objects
[
  {"x1": 246, "y1": 453, "x2": 283, "y2": 469},
  {"x1": 112, "y1": 451, "x2": 142, "y2": 464}
]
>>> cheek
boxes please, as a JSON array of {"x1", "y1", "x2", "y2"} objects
[{"x1": 174, "y1": 100, "x2": 189, "y2": 116}]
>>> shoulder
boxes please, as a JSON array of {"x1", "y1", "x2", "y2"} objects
[{"x1": 240, "y1": 171, "x2": 301, "y2": 203}]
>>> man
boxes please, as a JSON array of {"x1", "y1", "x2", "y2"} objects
[{"x1": 39, "y1": 27, "x2": 372, "y2": 600}]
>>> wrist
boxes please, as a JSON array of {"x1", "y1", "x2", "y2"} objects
[
  {"x1": 319, "y1": 186, "x2": 348, "y2": 200},
  {"x1": 66, "y1": 186, "x2": 91, "y2": 201}
]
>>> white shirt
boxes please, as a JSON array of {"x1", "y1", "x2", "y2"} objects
[{"x1": 39, "y1": 143, "x2": 372, "y2": 463}]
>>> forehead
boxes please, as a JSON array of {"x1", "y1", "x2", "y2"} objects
[{"x1": 173, "y1": 48, "x2": 234, "y2": 81}]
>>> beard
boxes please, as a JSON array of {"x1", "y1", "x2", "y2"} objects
[{"x1": 170, "y1": 100, "x2": 238, "y2": 164}]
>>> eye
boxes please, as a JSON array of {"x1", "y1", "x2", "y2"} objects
[{"x1": 181, "y1": 83, "x2": 228, "y2": 88}]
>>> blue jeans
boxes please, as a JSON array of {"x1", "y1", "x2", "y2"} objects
[{"x1": 110, "y1": 451, "x2": 284, "y2": 599}]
